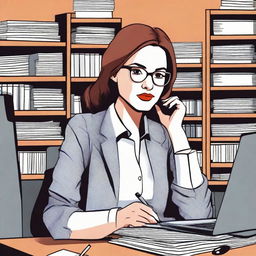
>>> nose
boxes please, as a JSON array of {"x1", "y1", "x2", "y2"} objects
[{"x1": 141, "y1": 75, "x2": 154, "y2": 91}]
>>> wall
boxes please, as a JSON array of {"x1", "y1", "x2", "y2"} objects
[{"x1": 0, "y1": 0, "x2": 220, "y2": 41}]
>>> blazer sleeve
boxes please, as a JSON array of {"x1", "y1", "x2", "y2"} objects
[
  {"x1": 163, "y1": 127, "x2": 213, "y2": 219},
  {"x1": 43, "y1": 115, "x2": 91, "y2": 239}
]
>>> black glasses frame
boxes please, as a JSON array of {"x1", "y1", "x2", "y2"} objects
[{"x1": 121, "y1": 65, "x2": 171, "y2": 87}]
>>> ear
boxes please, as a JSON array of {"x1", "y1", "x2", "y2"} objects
[{"x1": 110, "y1": 75, "x2": 118, "y2": 83}]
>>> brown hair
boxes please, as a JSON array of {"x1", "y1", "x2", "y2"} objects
[{"x1": 83, "y1": 23, "x2": 177, "y2": 113}]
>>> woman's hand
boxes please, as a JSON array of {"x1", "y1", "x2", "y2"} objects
[
  {"x1": 116, "y1": 202, "x2": 158, "y2": 229},
  {"x1": 155, "y1": 96, "x2": 186, "y2": 130}
]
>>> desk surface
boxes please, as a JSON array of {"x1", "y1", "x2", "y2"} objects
[{"x1": 0, "y1": 237, "x2": 256, "y2": 256}]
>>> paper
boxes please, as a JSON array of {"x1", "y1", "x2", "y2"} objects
[{"x1": 47, "y1": 249, "x2": 79, "y2": 256}]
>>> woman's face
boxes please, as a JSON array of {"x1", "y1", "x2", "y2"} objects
[{"x1": 111, "y1": 45, "x2": 168, "y2": 112}]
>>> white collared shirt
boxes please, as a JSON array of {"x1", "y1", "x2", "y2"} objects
[{"x1": 67, "y1": 103, "x2": 203, "y2": 231}]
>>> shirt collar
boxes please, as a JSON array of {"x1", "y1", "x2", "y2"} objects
[{"x1": 109, "y1": 103, "x2": 150, "y2": 141}]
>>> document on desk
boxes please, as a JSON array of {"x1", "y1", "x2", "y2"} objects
[
  {"x1": 110, "y1": 226, "x2": 256, "y2": 256},
  {"x1": 47, "y1": 249, "x2": 78, "y2": 256}
]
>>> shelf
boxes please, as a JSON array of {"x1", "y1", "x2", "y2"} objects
[
  {"x1": 0, "y1": 41, "x2": 66, "y2": 47},
  {"x1": 14, "y1": 111, "x2": 66, "y2": 116},
  {"x1": 211, "y1": 86, "x2": 256, "y2": 91},
  {"x1": 71, "y1": 44, "x2": 109, "y2": 49},
  {"x1": 71, "y1": 17, "x2": 122, "y2": 23},
  {"x1": 184, "y1": 116, "x2": 202, "y2": 121},
  {"x1": 211, "y1": 163, "x2": 233, "y2": 168},
  {"x1": 211, "y1": 137, "x2": 240, "y2": 142},
  {"x1": 210, "y1": 10, "x2": 256, "y2": 15},
  {"x1": 211, "y1": 113, "x2": 256, "y2": 118},
  {"x1": 211, "y1": 35, "x2": 256, "y2": 40},
  {"x1": 176, "y1": 64, "x2": 202, "y2": 68},
  {"x1": 188, "y1": 138, "x2": 202, "y2": 142},
  {"x1": 172, "y1": 88, "x2": 202, "y2": 92},
  {"x1": 0, "y1": 76, "x2": 66, "y2": 82},
  {"x1": 71, "y1": 77, "x2": 97, "y2": 82},
  {"x1": 208, "y1": 180, "x2": 228, "y2": 186},
  {"x1": 211, "y1": 64, "x2": 256, "y2": 68},
  {"x1": 21, "y1": 174, "x2": 44, "y2": 180},
  {"x1": 18, "y1": 140, "x2": 63, "y2": 146}
]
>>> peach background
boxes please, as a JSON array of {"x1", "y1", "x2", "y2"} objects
[{"x1": 0, "y1": 0, "x2": 220, "y2": 41}]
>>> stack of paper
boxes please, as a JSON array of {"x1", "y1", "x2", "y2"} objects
[
  {"x1": 212, "y1": 173, "x2": 231, "y2": 180},
  {"x1": 211, "y1": 143, "x2": 239, "y2": 162},
  {"x1": 71, "y1": 94, "x2": 82, "y2": 115},
  {"x1": 72, "y1": 27, "x2": 115, "y2": 44},
  {"x1": 0, "y1": 55, "x2": 29, "y2": 76},
  {"x1": 211, "y1": 44, "x2": 256, "y2": 63},
  {"x1": 173, "y1": 72, "x2": 202, "y2": 88},
  {"x1": 211, "y1": 123, "x2": 256, "y2": 136},
  {"x1": 220, "y1": 0, "x2": 256, "y2": 9},
  {"x1": 32, "y1": 88, "x2": 64, "y2": 110},
  {"x1": 110, "y1": 227, "x2": 256, "y2": 256},
  {"x1": 212, "y1": 72, "x2": 256, "y2": 86},
  {"x1": 0, "y1": 20, "x2": 60, "y2": 41},
  {"x1": 173, "y1": 42, "x2": 202, "y2": 63},
  {"x1": 182, "y1": 99, "x2": 202, "y2": 116},
  {"x1": 213, "y1": 20, "x2": 256, "y2": 35},
  {"x1": 16, "y1": 121, "x2": 63, "y2": 140},
  {"x1": 73, "y1": 0, "x2": 115, "y2": 18},
  {"x1": 212, "y1": 98, "x2": 256, "y2": 113},
  {"x1": 182, "y1": 123, "x2": 202, "y2": 138},
  {"x1": 29, "y1": 53, "x2": 63, "y2": 76}
]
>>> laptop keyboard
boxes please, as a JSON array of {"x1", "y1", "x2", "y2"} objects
[{"x1": 190, "y1": 222, "x2": 216, "y2": 229}]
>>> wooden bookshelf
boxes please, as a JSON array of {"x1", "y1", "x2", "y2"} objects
[
  {"x1": 21, "y1": 174, "x2": 45, "y2": 180},
  {"x1": 172, "y1": 88, "x2": 202, "y2": 92},
  {"x1": 176, "y1": 64, "x2": 202, "y2": 68},
  {"x1": 71, "y1": 77, "x2": 97, "y2": 83},
  {"x1": 211, "y1": 86, "x2": 256, "y2": 91},
  {"x1": 0, "y1": 41, "x2": 66, "y2": 47},
  {"x1": 0, "y1": 76, "x2": 66, "y2": 82},
  {"x1": 211, "y1": 163, "x2": 233, "y2": 168},
  {"x1": 211, "y1": 137, "x2": 241, "y2": 142},
  {"x1": 209, "y1": 180, "x2": 228, "y2": 186},
  {"x1": 14, "y1": 111, "x2": 66, "y2": 116},
  {"x1": 17, "y1": 140, "x2": 63, "y2": 147}
]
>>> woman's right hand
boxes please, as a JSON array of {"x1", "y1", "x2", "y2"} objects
[{"x1": 116, "y1": 202, "x2": 158, "y2": 229}]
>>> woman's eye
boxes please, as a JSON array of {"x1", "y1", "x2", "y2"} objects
[
  {"x1": 154, "y1": 72, "x2": 165, "y2": 79},
  {"x1": 131, "y1": 68, "x2": 143, "y2": 75}
]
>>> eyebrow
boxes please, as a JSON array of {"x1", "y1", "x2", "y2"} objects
[{"x1": 130, "y1": 63, "x2": 167, "y2": 71}]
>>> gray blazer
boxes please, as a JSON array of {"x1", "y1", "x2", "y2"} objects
[{"x1": 43, "y1": 107, "x2": 212, "y2": 239}]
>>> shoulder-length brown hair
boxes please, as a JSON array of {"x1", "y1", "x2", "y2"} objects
[{"x1": 83, "y1": 23, "x2": 177, "y2": 113}]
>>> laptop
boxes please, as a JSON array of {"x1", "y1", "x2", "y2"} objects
[{"x1": 159, "y1": 132, "x2": 256, "y2": 237}]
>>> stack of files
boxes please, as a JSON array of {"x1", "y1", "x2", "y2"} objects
[
  {"x1": 172, "y1": 42, "x2": 202, "y2": 63},
  {"x1": 71, "y1": 53, "x2": 102, "y2": 77},
  {"x1": 0, "y1": 84, "x2": 31, "y2": 110},
  {"x1": 71, "y1": 94, "x2": 82, "y2": 115},
  {"x1": 212, "y1": 173, "x2": 231, "y2": 180},
  {"x1": 110, "y1": 227, "x2": 256, "y2": 256},
  {"x1": 212, "y1": 72, "x2": 256, "y2": 86},
  {"x1": 211, "y1": 122, "x2": 256, "y2": 136},
  {"x1": 173, "y1": 72, "x2": 202, "y2": 88},
  {"x1": 72, "y1": 26, "x2": 115, "y2": 44},
  {"x1": 0, "y1": 55, "x2": 29, "y2": 76},
  {"x1": 0, "y1": 20, "x2": 60, "y2": 41},
  {"x1": 32, "y1": 88, "x2": 64, "y2": 110},
  {"x1": 220, "y1": 0, "x2": 256, "y2": 9},
  {"x1": 18, "y1": 151, "x2": 46, "y2": 174},
  {"x1": 182, "y1": 123, "x2": 202, "y2": 138},
  {"x1": 182, "y1": 99, "x2": 202, "y2": 116},
  {"x1": 197, "y1": 150, "x2": 203, "y2": 167},
  {"x1": 212, "y1": 97, "x2": 256, "y2": 113},
  {"x1": 213, "y1": 20, "x2": 256, "y2": 35},
  {"x1": 73, "y1": 0, "x2": 115, "y2": 18},
  {"x1": 211, "y1": 44, "x2": 256, "y2": 63},
  {"x1": 16, "y1": 121, "x2": 63, "y2": 140},
  {"x1": 29, "y1": 53, "x2": 63, "y2": 76},
  {"x1": 211, "y1": 143, "x2": 239, "y2": 162}
]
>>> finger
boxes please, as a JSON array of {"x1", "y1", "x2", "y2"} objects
[
  {"x1": 162, "y1": 96, "x2": 179, "y2": 103},
  {"x1": 162, "y1": 98, "x2": 181, "y2": 109},
  {"x1": 138, "y1": 204, "x2": 160, "y2": 222},
  {"x1": 130, "y1": 221, "x2": 146, "y2": 227},
  {"x1": 138, "y1": 213, "x2": 157, "y2": 224}
]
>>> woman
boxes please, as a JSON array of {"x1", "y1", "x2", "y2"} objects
[{"x1": 43, "y1": 23, "x2": 212, "y2": 239}]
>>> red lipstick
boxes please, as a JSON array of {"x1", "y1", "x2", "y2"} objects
[{"x1": 137, "y1": 93, "x2": 154, "y2": 101}]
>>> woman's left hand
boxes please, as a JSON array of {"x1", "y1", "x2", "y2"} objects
[{"x1": 155, "y1": 96, "x2": 186, "y2": 130}]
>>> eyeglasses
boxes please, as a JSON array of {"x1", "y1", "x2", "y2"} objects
[{"x1": 121, "y1": 65, "x2": 171, "y2": 87}]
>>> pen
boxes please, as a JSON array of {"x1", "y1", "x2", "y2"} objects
[
  {"x1": 79, "y1": 244, "x2": 91, "y2": 256},
  {"x1": 135, "y1": 192, "x2": 160, "y2": 222}
]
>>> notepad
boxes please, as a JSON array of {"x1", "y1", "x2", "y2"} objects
[{"x1": 47, "y1": 249, "x2": 79, "y2": 256}]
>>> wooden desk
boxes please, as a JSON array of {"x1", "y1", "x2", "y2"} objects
[{"x1": 0, "y1": 237, "x2": 256, "y2": 256}]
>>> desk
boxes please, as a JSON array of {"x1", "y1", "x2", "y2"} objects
[{"x1": 0, "y1": 237, "x2": 256, "y2": 256}]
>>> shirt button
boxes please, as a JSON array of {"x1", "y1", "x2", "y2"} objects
[{"x1": 138, "y1": 176, "x2": 142, "y2": 181}]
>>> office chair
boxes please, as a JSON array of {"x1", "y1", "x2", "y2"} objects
[{"x1": 0, "y1": 95, "x2": 22, "y2": 238}]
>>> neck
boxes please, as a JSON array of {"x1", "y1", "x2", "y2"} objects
[{"x1": 115, "y1": 97, "x2": 142, "y2": 128}]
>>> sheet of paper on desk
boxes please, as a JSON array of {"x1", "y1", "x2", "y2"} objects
[
  {"x1": 110, "y1": 227, "x2": 256, "y2": 256},
  {"x1": 47, "y1": 249, "x2": 79, "y2": 256}
]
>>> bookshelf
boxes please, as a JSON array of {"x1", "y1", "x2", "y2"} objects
[
  {"x1": 205, "y1": 9, "x2": 256, "y2": 186},
  {"x1": 0, "y1": 13, "x2": 122, "y2": 180}
]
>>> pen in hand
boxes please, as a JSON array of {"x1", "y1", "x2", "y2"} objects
[
  {"x1": 135, "y1": 192, "x2": 160, "y2": 222},
  {"x1": 79, "y1": 244, "x2": 91, "y2": 256}
]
